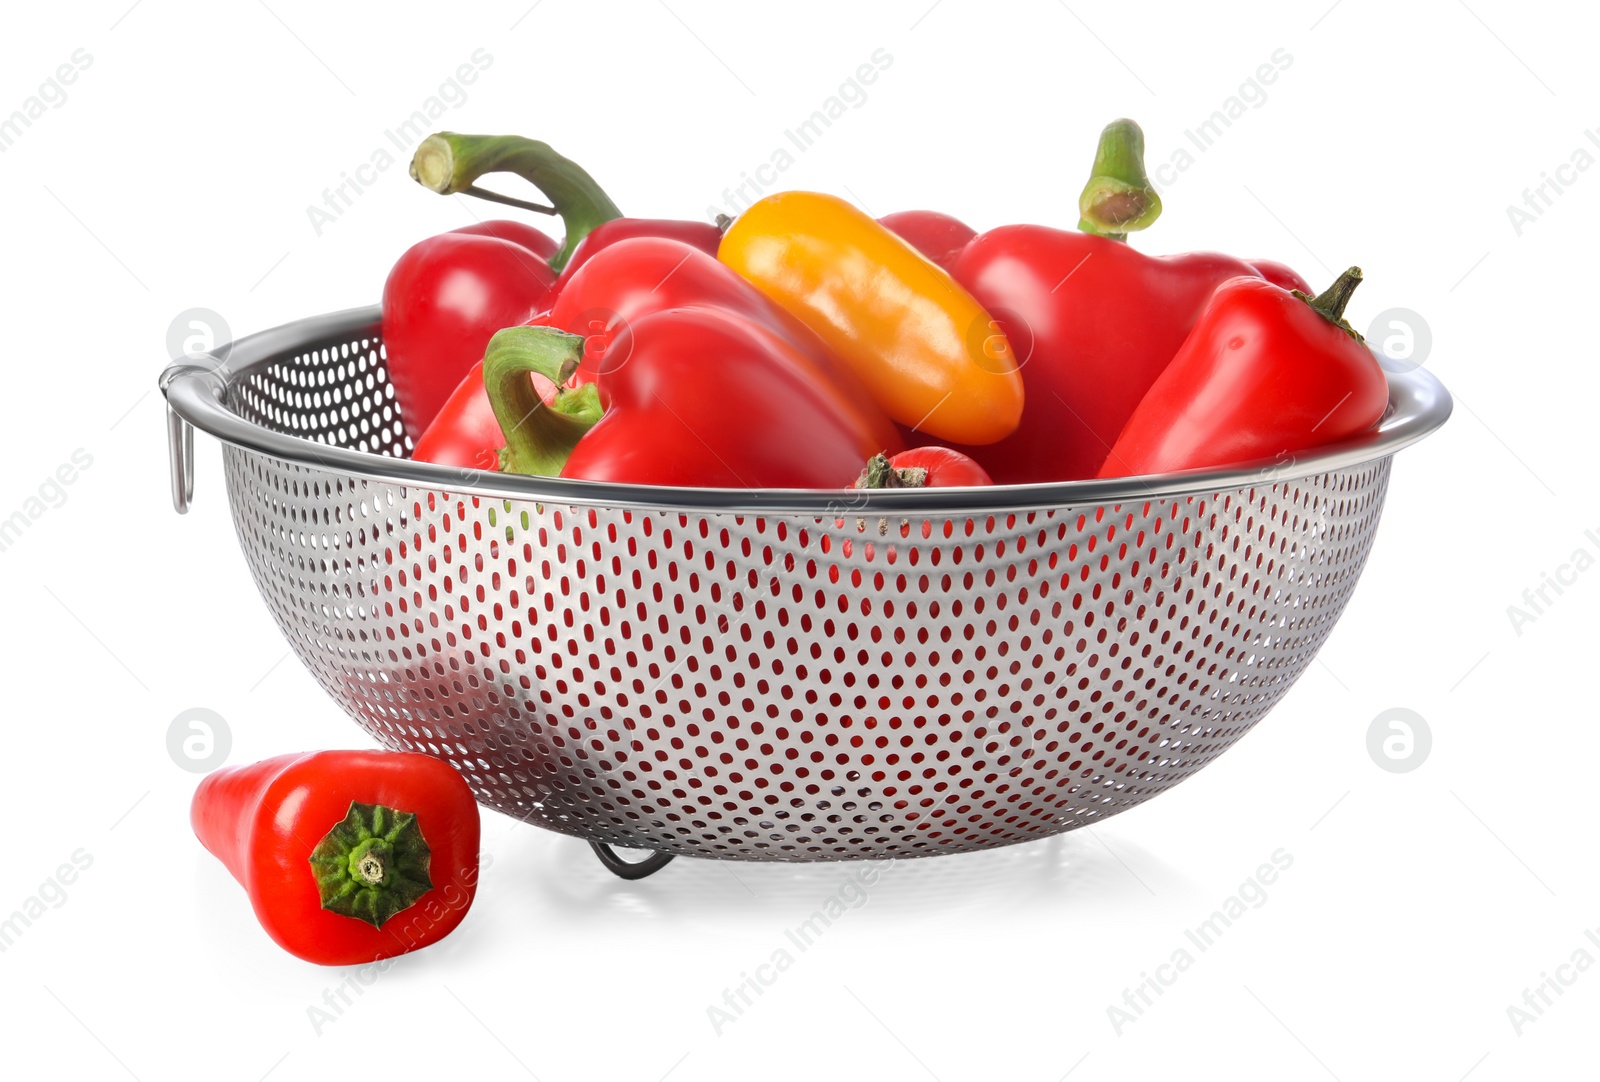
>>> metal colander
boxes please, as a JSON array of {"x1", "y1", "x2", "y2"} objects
[{"x1": 161, "y1": 305, "x2": 1451, "y2": 869}]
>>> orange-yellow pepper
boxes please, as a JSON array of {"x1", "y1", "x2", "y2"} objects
[{"x1": 718, "y1": 191, "x2": 1024, "y2": 446}]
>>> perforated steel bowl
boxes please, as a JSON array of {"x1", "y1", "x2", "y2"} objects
[{"x1": 161, "y1": 305, "x2": 1450, "y2": 868}]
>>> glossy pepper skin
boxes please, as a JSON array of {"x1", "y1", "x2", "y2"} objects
[
  {"x1": 383, "y1": 224, "x2": 560, "y2": 439},
  {"x1": 946, "y1": 120, "x2": 1281, "y2": 482},
  {"x1": 877, "y1": 210, "x2": 978, "y2": 271},
  {"x1": 412, "y1": 239, "x2": 901, "y2": 470},
  {"x1": 385, "y1": 133, "x2": 624, "y2": 437},
  {"x1": 951, "y1": 232, "x2": 1274, "y2": 479},
  {"x1": 549, "y1": 238, "x2": 898, "y2": 454},
  {"x1": 554, "y1": 218, "x2": 723, "y2": 289},
  {"x1": 451, "y1": 218, "x2": 561, "y2": 260},
  {"x1": 410, "y1": 360, "x2": 501, "y2": 471},
  {"x1": 720, "y1": 191, "x2": 1024, "y2": 446},
  {"x1": 1247, "y1": 258, "x2": 1312, "y2": 295},
  {"x1": 485, "y1": 315, "x2": 882, "y2": 488},
  {"x1": 191, "y1": 750, "x2": 481, "y2": 966},
  {"x1": 1100, "y1": 268, "x2": 1388, "y2": 477}
]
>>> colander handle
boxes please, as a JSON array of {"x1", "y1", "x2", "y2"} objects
[
  {"x1": 589, "y1": 841, "x2": 675, "y2": 880},
  {"x1": 168, "y1": 406, "x2": 194, "y2": 514}
]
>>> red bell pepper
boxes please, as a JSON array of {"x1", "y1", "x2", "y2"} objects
[
  {"x1": 383, "y1": 225, "x2": 558, "y2": 439},
  {"x1": 1100, "y1": 267, "x2": 1388, "y2": 477},
  {"x1": 548, "y1": 238, "x2": 898, "y2": 449},
  {"x1": 192, "y1": 750, "x2": 481, "y2": 966},
  {"x1": 878, "y1": 210, "x2": 978, "y2": 271},
  {"x1": 483, "y1": 307, "x2": 885, "y2": 488},
  {"x1": 385, "y1": 134, "x2": 624, "y2": 437},
  {"x1": 853, "y1": 446, "x2": 993, "y2": 488},
  {"x1": 412, "y1": 237, "x2": 901, "y2": 472},
  {"x1": 944, "y1": 119, "x2": 1300, "y2": 483}
]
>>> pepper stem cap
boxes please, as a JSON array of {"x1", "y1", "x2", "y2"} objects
[
  {"x1": 1293, "y1": 266, "x2": 1366, "y2": 342},
  {"x1": 482, "y1": 326, "x2": 603, "y2": 476},
  {"x1": 855, "y1": 453, "x2": 929, "y2": 489},
  {"x1": 308, "y1": 802, "x2": 434, "y2": 929}
]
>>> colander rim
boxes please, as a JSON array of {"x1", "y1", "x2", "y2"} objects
[{"x1": 160, "y1": 303, "x2": 1452, "y2": 514}]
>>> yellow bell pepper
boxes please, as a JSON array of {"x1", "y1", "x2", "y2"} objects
[{"x1": 718, "y1": 192, "x2": 1024, "y2": 446}]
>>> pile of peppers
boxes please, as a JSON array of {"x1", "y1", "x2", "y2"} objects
[{"x1": 387, "y1": 122, "x2": 1389, "y2": 489}]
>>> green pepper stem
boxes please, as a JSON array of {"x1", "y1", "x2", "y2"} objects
[
  {"x1": 855, "y1": 452, "x2": 928, "y2": 489},
  {"x1": 307, "y1": 802, "x2": 434, "y2": 929},
  {"x1": 1294, "y1": 266, "x2": 1366, "y2": 342},
  {"x1": 482, "y1": 326, "x2": 603, "y2": 476},
  {"x1": 410, "y1": 133, "x2": 624, "y2": 272},
  {"x1": 1077, "y1": 118, "x2": 1163, "y2": 240}
]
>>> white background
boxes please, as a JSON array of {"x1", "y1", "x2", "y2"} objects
[{"x1": 0, "y1": 1, "x2": 1592, "y2": 1078}]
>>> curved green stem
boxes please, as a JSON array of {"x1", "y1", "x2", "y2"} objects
[
  {"x1": 410, "y1": 133, "x2": 624, "y2": 271},
  {"x1": 1294, "y1": 266, "x2": 1366, "y2": 342},
  {"x1": 482, "y1": 326, "x2": 603, "y2": 476},
  {"x1": 308, "y1": 802, "x2": 433, "y2": 929},
  {"x1": 1077, "y1": 118, "x2": 1163, "y2": 240}
]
